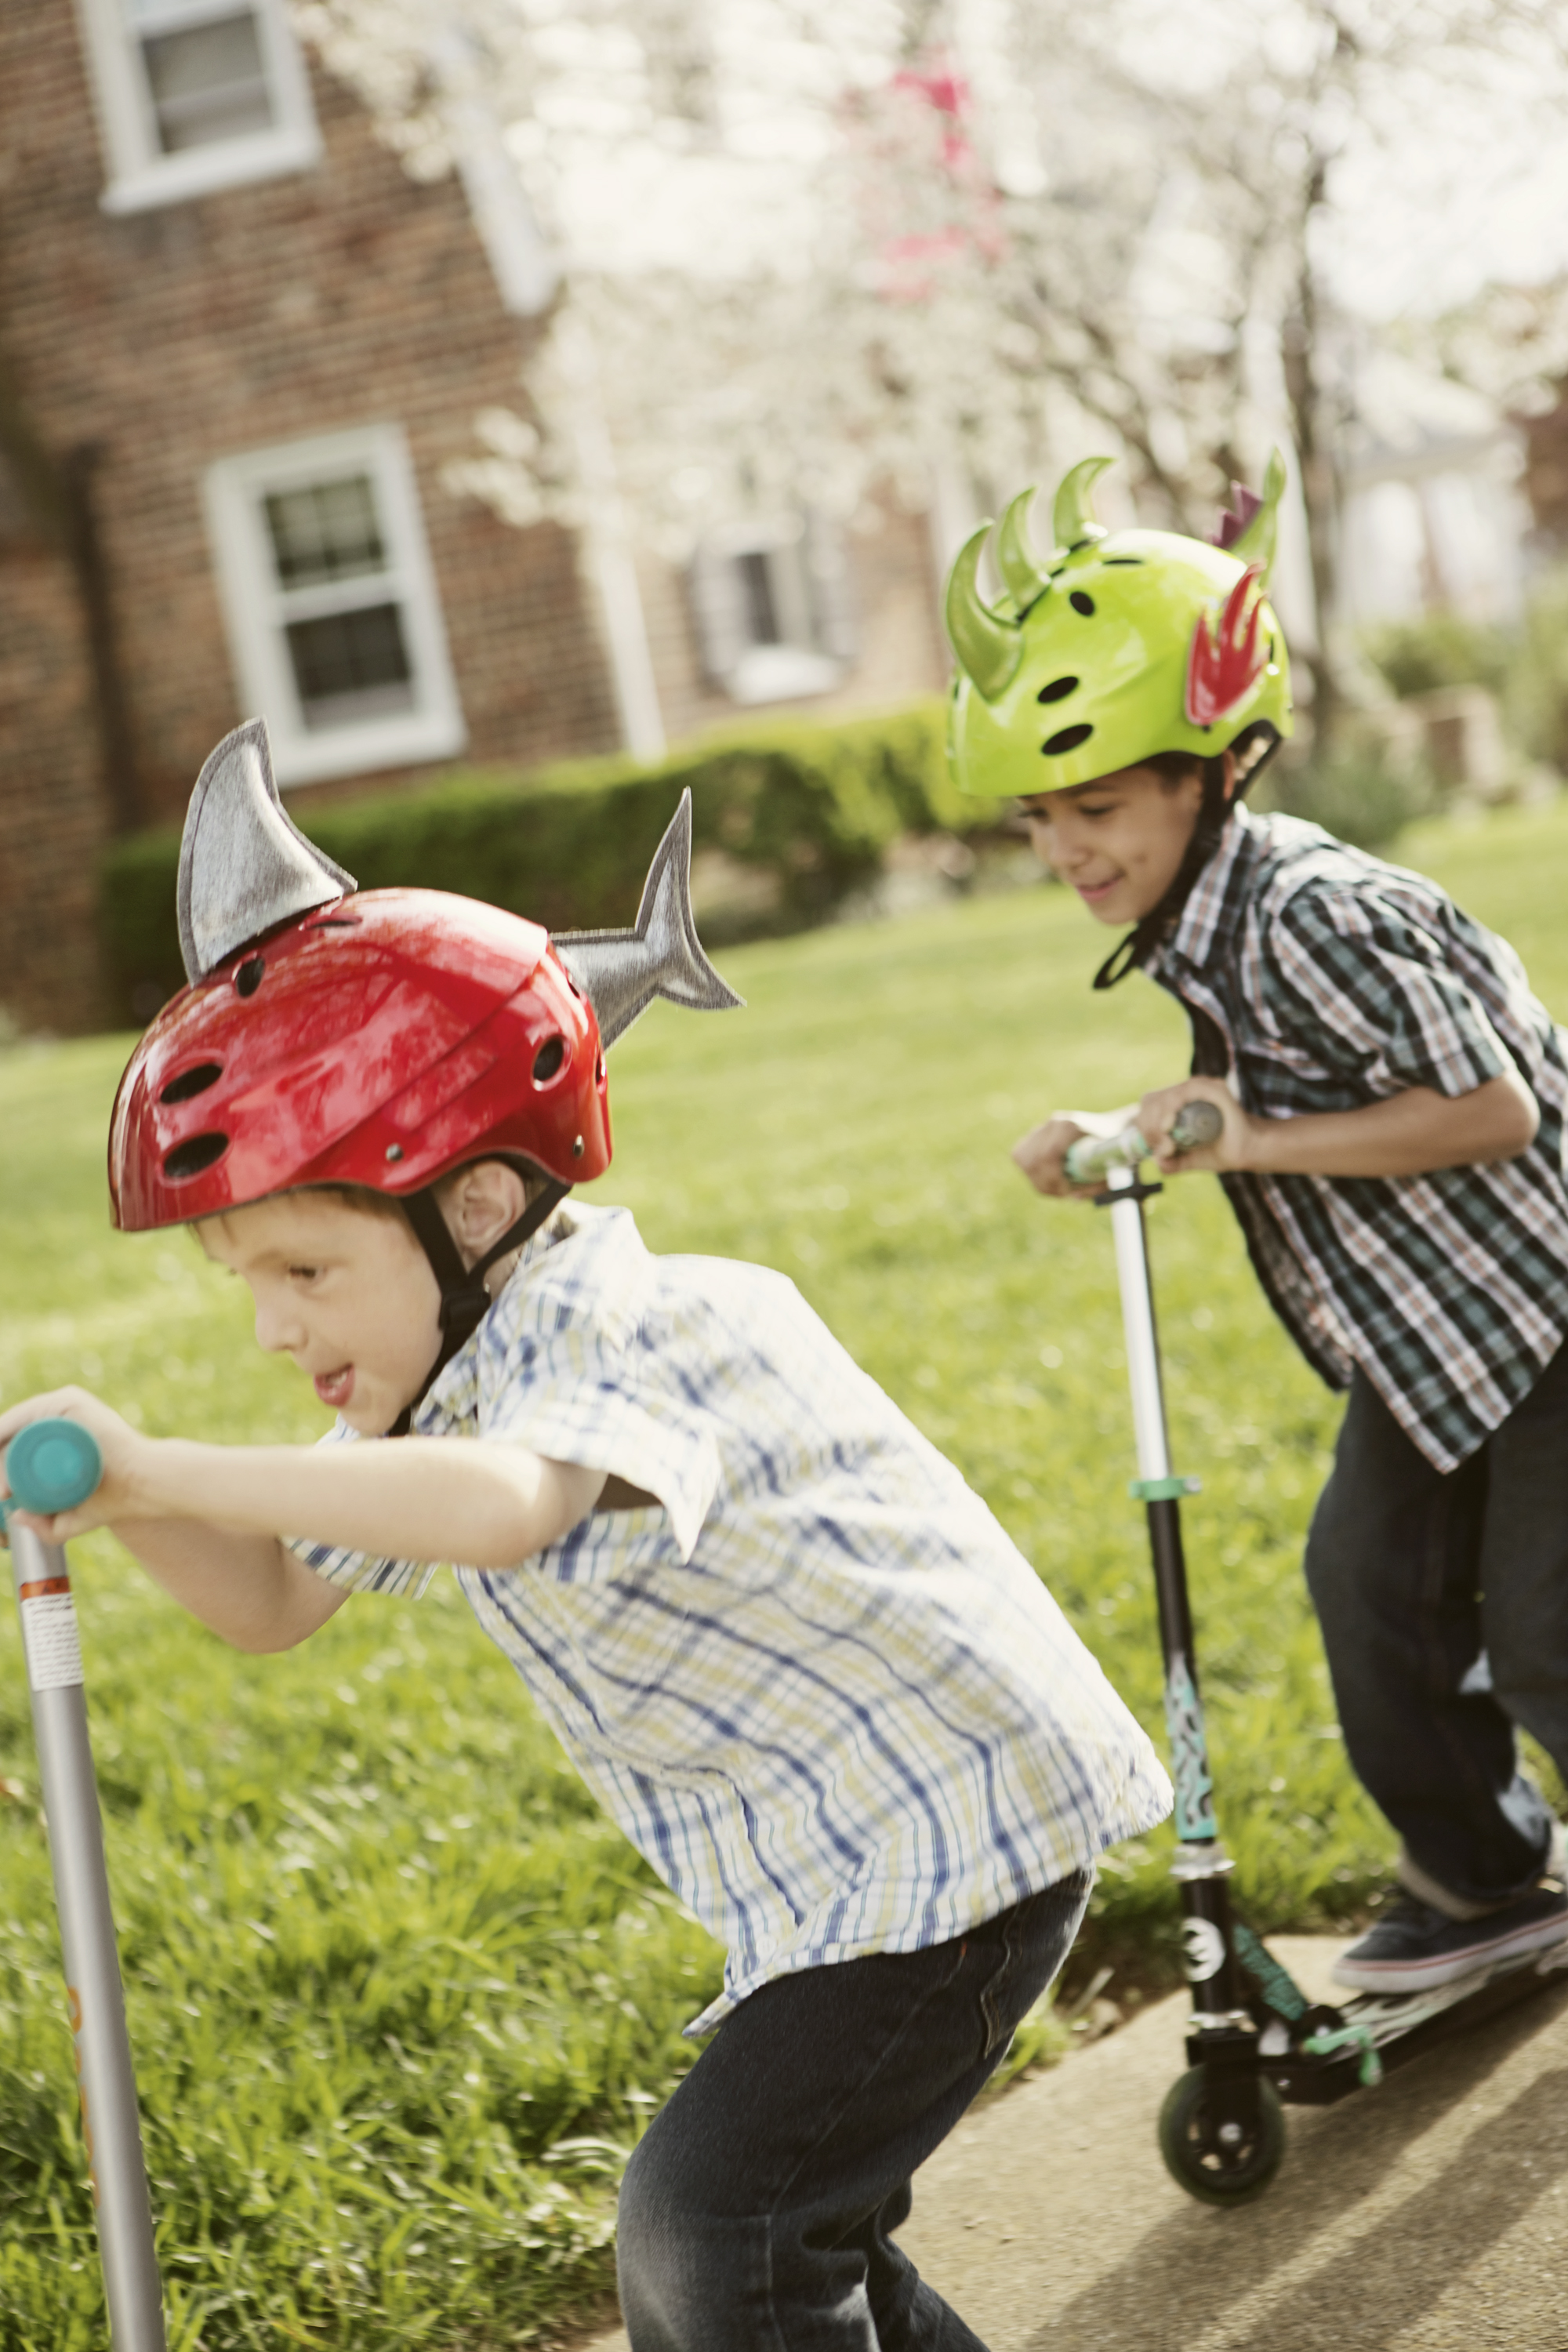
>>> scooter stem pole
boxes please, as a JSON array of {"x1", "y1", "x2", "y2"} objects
[
  {"x1": 1102, "y1": 1169, "x2": 1245, "y2": 2017},
  {"x1": 9, "y1": 1525, "x2": 167, "y2": 2350},
  {"x1": 1105, "y1": 1169, "x2": 1198, "y2": 1669},
  {"x1": 1105, "y1": 1167, "x2": 1174, "y2": 1487}
]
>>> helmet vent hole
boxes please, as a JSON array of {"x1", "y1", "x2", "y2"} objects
[
  {"x1": 1069, "y1": 590, "x2": 1096, "y2": 616},
  {"x1": 164, "y1": 1132, "x2": 230, "y2": 1181},
  {"x1": 532, "y1": 1036, "x2": 567, "y2": 1084},
  {"x1": 1036, "y1": 675, "x2": 1079, "y2": 705},
  {"x1": 1042, "y1": 724, "x2": 1094, "y2": 758},
  {"x1": 160, "y1": 1061, "x2": 223, "y2": 1105},
  {"x1": 1103, "y1": 557, "x2": 1145, "y2": 567},
  {"x1": 235, "y1": 955, "x2": 265, "y2": 998}
]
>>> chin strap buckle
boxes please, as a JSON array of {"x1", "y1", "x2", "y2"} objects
[{"x1": 437, "y1": 1278, "x2": 492, "y2": 1338}]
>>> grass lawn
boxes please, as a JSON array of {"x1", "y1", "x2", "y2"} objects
[{"x1": 3, "y1": 797, "x2": 1566, "y2": 2346}]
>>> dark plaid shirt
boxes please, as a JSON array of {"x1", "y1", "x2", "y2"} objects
[{"x1": 1146, "y1": 808, "x2": 1568, "y2": 1472}]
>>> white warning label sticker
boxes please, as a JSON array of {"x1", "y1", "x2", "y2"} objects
[{"x1": 20, "y1": 1592, "x2": 85, "y2": 1690}]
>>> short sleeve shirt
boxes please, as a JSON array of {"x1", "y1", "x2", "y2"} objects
[
  {"x1": 286, "y1": 1203, "x2": 1171, "y2": 2028},
  {"x1": 1147, "y1": 808, "x2": 1568, "y2": 1471}
]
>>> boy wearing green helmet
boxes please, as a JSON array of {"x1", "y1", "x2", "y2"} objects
[{"x1": 947, "y1": 456, "x2": 1568, "y2": 1994}]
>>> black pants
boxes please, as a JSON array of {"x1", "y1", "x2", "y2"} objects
[
  {"x1": 615, "y1": 1872, "x2": 1092, "y2": 2351},
  {"x1": 1304, "y1": 1344, "x2": 1568, "y2": 1912}
]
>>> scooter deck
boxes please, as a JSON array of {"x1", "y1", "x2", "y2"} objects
[{"x1": 1248, "y1": 1937, "x2": 1568, "y2": 2107}]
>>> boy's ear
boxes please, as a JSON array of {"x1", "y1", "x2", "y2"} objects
[
  {"x1": 1219, "y1": 749, "x2": 1239, "y2": 803},
  {"x1": 441, "y1": 1161, "x2": 529, "y2": 1262}
]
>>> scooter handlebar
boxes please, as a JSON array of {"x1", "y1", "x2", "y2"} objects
[
  {"x1": 1062, "y1": 1098, "x2": 1225, "y2": 1186},
  {"x1": 2, "y1": 1419, "x2": 104, "y2": 1523}
]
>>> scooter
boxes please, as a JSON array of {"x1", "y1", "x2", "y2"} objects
[
  {"x1": 2, "y1": 1418, "x2": 166, "y2": 2347},
  {"x1": 1062, "y1": 1107, "x2": 1568, "y2": 2205}
]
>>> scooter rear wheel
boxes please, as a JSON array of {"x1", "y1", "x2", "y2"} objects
[{"x1": 1158, "y1": 2066, "x2": 1285, "y2": 2205}]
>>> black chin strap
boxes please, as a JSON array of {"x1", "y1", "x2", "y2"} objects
[
  {"x1": 1092, "y1": 775, "x2": 1229, "y2": 991},
  {"x1": 1091, "y1": 729, "x2": 1278, "y2": 993},
  {"x1": 390, "y1": 1175, "x2": 570, "y2": 1434}
]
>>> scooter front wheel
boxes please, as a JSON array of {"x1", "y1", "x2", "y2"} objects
[{"x1": 1158, "y1": 2066, "x2": 1285, "y2": 2205}]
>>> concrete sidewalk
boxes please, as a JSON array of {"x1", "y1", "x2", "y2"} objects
[{"x1": 583, "y1": 1940, "x2": 1568, "y2": 2350}]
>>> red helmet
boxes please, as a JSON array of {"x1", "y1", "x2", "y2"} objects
[
  {"x1": 107, "y1": 717, "x2": 737, "y2": 1429},
  {"x1": 110, "y1": 889, "x2": 610, "y2": 1234}
]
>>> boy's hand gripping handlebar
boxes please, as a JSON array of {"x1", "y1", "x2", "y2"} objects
[
  {"x1": 3, "y1": 1419, "x2": 167, "y2": 2350},
  {"x1": 2, "y1": 1416, "x2": 104, "y2": 1523},
  {"x1": 1063, "y1": 1098, "x2": 1225, "y2": 1187}
]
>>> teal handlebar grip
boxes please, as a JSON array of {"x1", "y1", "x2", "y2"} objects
[
  {"x1": 2, "y1": 1420, "x2": 104, "y2": 1522},
  {"x1": 1063, "y1": 1098, "x2": 1225, "y2": 1186}
]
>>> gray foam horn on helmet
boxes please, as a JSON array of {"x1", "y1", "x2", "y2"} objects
[
  {"x1": 176, "y1": 718, "x2": 356, "y2": 984},
  {"x1": 174, "y1": 717, "x2": 742, "y2": 1047},
  {"x1": 555, "y1": 792, "x2": 742, "y2": 1047}
]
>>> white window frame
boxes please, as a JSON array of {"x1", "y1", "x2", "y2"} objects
[
  {"x1": 74, "y1": 0, "x2": 321, "y2": 216},
  {"x1": 690, "y1": 513, "x2": 855, "y2": 706},
  {"x1": 204, "y1": 424, "x2": 467, "y2": 789}
]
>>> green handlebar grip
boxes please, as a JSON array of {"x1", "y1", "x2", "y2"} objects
[
  {"x1": 1063, "y1": 1098, "x2": 1224, "y2": 1185},
  {"x1": 2, "y1": 1419, "x2": 104, "y2": 1519}
]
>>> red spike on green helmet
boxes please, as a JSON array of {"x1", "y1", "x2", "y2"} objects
[{"x1": 945, "y1": 452, "x2": 1294, "y2": 799}]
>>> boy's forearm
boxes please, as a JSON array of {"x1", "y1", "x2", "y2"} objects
[
  {"x1": 114, "y1": 1519, "x2": 347, "y2": 1652},
  {"x1": 129, "y1": 1436, "x2": 604, "y2": 1570},
  {"x1": 1242, "y1": 1071, "x2": 1539, "y2": 1179}
]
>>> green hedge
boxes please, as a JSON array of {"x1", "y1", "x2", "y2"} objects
[{"x1": 101, "y1": 702, "x2": 992, "y2": 1022}]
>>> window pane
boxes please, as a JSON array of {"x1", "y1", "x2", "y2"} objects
[
  {"x1": 140, "y1": 13, "x2": 274, "y2": 153},
  {"x1": 285, "y1": 604, "x2": 414, "y2": 731},
  {"x1": 737, "y1": 549, "x2": 781, "y2": 647},
  {"x1": 263, "y1": 476, "x2": 387, "y2": 589}
]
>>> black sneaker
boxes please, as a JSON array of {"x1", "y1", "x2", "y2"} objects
[{"x1": 1332, "y1": 1883, "x2": 1568, "y2": 1994}]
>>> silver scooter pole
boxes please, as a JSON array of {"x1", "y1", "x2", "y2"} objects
[
  {"x1": 1063, "y1": 1102, "x2": 1254, "y2": 2016},
  {"x1": 1063, "y1": 1101, "x2": 1222, "y2": 1510},
  {"x1": 3, "y1": 1419, "x2": 166, "y2": 2350}
]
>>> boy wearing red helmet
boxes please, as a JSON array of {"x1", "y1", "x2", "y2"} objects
[
  {"x1": 2, "y1": 721, "x2": 1170, "y2": 2352},
  {"x1": 948, "y1": 456, "x2": 1568, "y2": 1995}
]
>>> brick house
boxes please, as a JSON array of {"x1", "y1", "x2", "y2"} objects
[{"x1": 0, "y1": 0, "x2": 949, "y2": 1033}]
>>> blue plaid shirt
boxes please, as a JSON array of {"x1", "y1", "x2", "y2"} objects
[
  {"x1": 287, "y1": 1203, "x2": 1170, "y2": 2029},
  {"x1": 1148, "y1": 808, "x2": 1568, "y2": 1472}
]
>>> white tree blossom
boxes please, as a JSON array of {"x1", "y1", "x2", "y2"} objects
[{"x1": 296, "y1": 0, "x2": 1568, "y2": 736}]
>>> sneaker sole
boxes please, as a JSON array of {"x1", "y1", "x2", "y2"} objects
[{"x1": 1330, "y1": 1906, "x2": 1568, "y2": 1994}]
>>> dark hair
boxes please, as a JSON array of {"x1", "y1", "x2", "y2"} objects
[
  {"x1": 1145, "y1": 751, "x2": 1205, "y2": 786},
  {"x1": 305, "y1": 1182, "x2": 408, "y2": 1218}
]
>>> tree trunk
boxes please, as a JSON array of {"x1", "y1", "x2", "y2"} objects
[
  {"x1": 1279, "y1": 156, "x2": 1343, "y2": 754},
  {"x1": 60, "y1": 445, "x2": 143, "y2": 835},
  {"x1": 0, "y1": 353, "x2": 141, "y2": 832}
]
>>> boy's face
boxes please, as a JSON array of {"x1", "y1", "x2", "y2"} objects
[
  {"x1": 198, "y1": 1192, "x2": 441, "y2": 1436},
  {"x1": 1017, "y1": 763, "x2": 1204, "y2": 927}
]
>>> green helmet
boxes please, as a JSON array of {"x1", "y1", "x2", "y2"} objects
[{"x1": 945, "y1": 453, "x2": 1294, "y2": 799}]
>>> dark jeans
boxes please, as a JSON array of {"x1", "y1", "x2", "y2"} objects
[
  {"x1": 615, "y1": 1871, "x2": 1092, "y2": 2351},
  {"x1": 1304, "y1": 1343, "x2": 1568, "y2": 1913}
]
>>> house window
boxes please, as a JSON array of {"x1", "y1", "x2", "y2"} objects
[
  {"x1": 205, "y1": 426, "x2": 466, "y2": 789},
  {"x1": 73, "y1": 0, "x2": 321, "y2": 213},
  {"x1": 688, "y1": 514, "x2": 858, "y2": 705}
]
